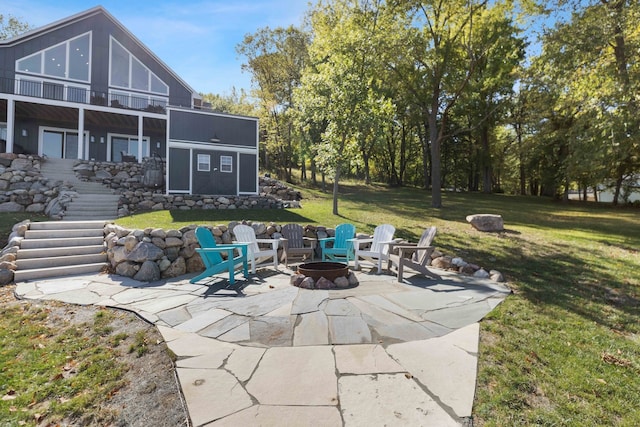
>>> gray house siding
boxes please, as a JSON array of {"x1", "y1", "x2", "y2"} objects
[
  {"x1": 1, "y1": 6, "x2": 259, "y2": 196},
  {"x1": 168, "y1": 147, "x2": 190, "y2": 192},
  {"x1": 191, "y1": 149, "x2": 237, "y2": 195},
  {"x1": 167, "y1": 109, "x2": 258, "y2": 195},
  {"x1": 239, "y1": 153, "x2": 257, "y2": 193},
  {"x1": 0, "y1": 11, "x2": 193, "y2": 107},
  {"x1": 169, "y1": 110, "x2": 257, "y2": 147}
]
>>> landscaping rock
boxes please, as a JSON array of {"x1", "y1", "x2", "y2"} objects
[
  {"x1": 473, "y1": 269, "x2": 490, "y2": 279},
  {"x1": 134, "y1": 260, "x2": 161, "y2": 282},
  {"x1": 466, "y1": 214, "x2": 504, "y2": 232},
  {"x1": 127, "y1": 242, "x2": 164, "y2": 262},
  {"x1": 0, "y1": 269, "x2": 14, "y2": 286}
]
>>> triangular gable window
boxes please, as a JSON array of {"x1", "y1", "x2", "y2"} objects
[
  {"x1": 16, "y1": 32, "x2": 91, "y2": 82},
  {"x1": 109, "y1": 37, "x2": 169, "y2": 96}
]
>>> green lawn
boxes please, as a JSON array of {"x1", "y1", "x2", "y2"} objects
[
  {"x1": 2, "y1": 184, "x2": 639, "y2": 425},
  {"x1": 117, "y1": 184, "x2": 640, "y2": 426}
]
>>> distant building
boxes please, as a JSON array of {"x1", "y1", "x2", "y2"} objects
[{"x1": 0, "y1": 6, "x2": 258, "y2": 196}]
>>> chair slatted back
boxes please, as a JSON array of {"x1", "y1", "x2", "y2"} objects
[
  {"x1": 282, "y1": 224, "x2": 305, "y2": 249},
  {"x1": 334, "y1": 223, "x2": 356, "y2": 249},
  {"x1": 195, "y1": 227, "x2": 222, "y2": 265},
  {"x1": 371, "y1": 224, "x2": 395, "y2": 254},
  {"x1": 233, "y1": 224, "x2": 260, "y2": 253},
  {"x1": 415, "y1": 226, "x2": 437, "y2": 264}
]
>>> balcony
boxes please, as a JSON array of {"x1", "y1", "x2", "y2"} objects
[{"x1": 0, "y1": 76, "x2": 170, "y2": 114}]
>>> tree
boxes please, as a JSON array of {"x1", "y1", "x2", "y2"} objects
[
  {"x1": 295, "y1": 0, "x2": 393, "y2": 215},
  {"x1": 528, "y1": 0, "x2": 640, "y2": 203},
  {"x1": 0, "y1": 14, "x2": 30, "y2": 40},
  {"x1": 237, "y1": 26, "x2": 310, "y2": 181},
  {"x1": 384, "y1": 0, "x2": 521, "y2": 207},
  {"x1": 200, "y1": 88, "x2": 256, "y2": 116}
]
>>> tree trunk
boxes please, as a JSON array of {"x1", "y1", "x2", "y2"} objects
[
  {"x1": 332, "y1": 166, "x2": 341, "y2": 215},
  {"x1": 301, "y1": 156, "x2": 306, "y2": 181},
  {"x1": 420, "y1": 121, "x2": 430, "y2": 190},
  {"x1": 428, "y1": 113, "x2": 442, "y2": 208},
  {"x1": 311, "y1": 158, "x2": 317, "y2": 185},
  {"x1": 363, "y1": 152, "x2": 371, "y2": 185},
  {"x1": 613, "y1": 175, "x2": 623, "y2": 206},
  {"x1": 481, "y1": 125, "x2": 492, "y2": 194}
]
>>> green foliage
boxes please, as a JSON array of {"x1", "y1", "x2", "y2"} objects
[
  {"x1": 237, "y1": 25, "x2": 310, "y2": 181},
  {"x1": 200, "y1": 88, "x2": 256, "y2": 116},
  {"x1": 0, "y1": 14, "x2": 31, "y2": 40},
  {"x1": 231, "y1": 1, "x2": 639, "y2": 203}
]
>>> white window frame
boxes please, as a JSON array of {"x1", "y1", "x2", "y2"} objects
[
  {"x1": 197, "y1": 154, "x2": 211, "y2": 172},
  {"x1": 109, "y1": 37, "x2": 169, "y2": 96},
  {"x1": 220, "y1": 155, "x2": 233, "y2": 173},
  {"x1": 15, "y1": 32, "x2": 92, "y2": 83}
]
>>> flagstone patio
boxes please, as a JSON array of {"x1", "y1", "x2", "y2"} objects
[{"x1": 15, "y1": 266, "x2": 511, "y2": 426}]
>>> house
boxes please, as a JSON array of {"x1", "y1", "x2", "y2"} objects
[{"x1": 0, "y1": 6, "x2": 259, "y2": 196}]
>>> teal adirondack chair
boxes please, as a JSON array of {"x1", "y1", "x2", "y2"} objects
[
  {"x1": 319, "y1": 223, "x2": 356, "y2": 264},
  {"x1": 190, "y1": 227, "x2": 249, "y2": 285}
]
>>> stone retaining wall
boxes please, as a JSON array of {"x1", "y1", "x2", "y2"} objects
[
  {"x1": 0, "y1": 219, "x2": 505, "y2": 285},
  {"x1": 0, "y1": 155, "x2": 303, "y2": 219},
  {"x1": 72, "y1": 159, "x2": 303, "y2": 215},
  {"x1": 104, "y1": 221, "x2": 505, "y2": 282},
  {"x1": 0, "y1": 154, "x2": 67, "y2": 216}
]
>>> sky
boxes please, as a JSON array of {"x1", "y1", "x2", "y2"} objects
[{"x1": 4, "y1": 0, "x2": 310, "y2": 95}]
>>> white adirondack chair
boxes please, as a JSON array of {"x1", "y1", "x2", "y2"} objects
[
  {"x1": 387, "y1": 226, "x2": 439, "y2": 282},
  {"x1": 353, "y1": 224, "x2": 396, "y2": 273},
  {"x1": 232, "y1": 224, "x2": 279, "y2": 274}
]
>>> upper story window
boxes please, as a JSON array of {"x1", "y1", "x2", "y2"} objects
[
  {"x1": 109, "y1": 37, "x2": 169, "y2": 96},
  {"x1": 16, "y1": 32, "x2": 91, "y2": 82}
]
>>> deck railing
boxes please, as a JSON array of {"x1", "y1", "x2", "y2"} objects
[{"x1": 0, "y1": 76, "x2": 176, "y2": 114}]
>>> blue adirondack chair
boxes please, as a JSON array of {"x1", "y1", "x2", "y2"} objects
[
  {"x1": 190, "y1": 227, "x2": 249, "y2": 285},
  {"x1": 319, "y1": 223, "x2": 356, "y2": 264}
]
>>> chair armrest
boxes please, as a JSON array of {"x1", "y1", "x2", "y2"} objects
[
  {"x1": 397, "y1": 245, "x2": 434, "y2": 259},
  {"x1": 303, "y1": 237, "x2": 317, "y2": 249},
  {"x1": 388, "y1": 241, "x2": 413, "y2": 253},
  {"x1": 256, "y1": 238, "x2": 280, "y2": 250},
  {"x1": 350, "y1": 238, "x2": 372, "y2": 251},
  {"x1": 318, "y1": 237, "x2": 335, "y2": 248},
  {"x1": 280, "y1": 238, "x2": 289, "y2": 251},
  {"x1": 197, "y1": 243, "x2": 248, "y2": 257}
]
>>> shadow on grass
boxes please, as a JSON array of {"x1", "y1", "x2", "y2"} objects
[{"x1": 169, "y1": 208, "x2": 314, "y2": 224}]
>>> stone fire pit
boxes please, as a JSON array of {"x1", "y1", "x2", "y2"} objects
[{"x1": 291, "y1": 262, "x2": 359, "y2": 290}]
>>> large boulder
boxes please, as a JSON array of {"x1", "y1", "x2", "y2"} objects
[
  {"x1": 127, "y1": 242, "x2": 164, "y2": 262},
  {"x1": 466, "y1": 214, "x2": 504, "y2": 232},
  {"x1": 133, "y1": 260, "x2": 161, "y2": 282}
]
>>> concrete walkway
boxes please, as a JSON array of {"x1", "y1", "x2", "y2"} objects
[{"x1": 15, "y1": 267, "x2": 511, "y2": 426}]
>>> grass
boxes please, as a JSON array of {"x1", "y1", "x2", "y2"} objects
[
  {"x1": 116, "y1": 182, "x2": 640, "y2": 425},
  {"x1": 1, "y1": 182, "x2": 638, "y2": 425},
  {"x1": 0, "y1": 302, "x2": 129, "y2": 425}
]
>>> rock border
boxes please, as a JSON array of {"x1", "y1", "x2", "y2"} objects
[{"x1": 0, "y1": 220, "x2": 506, "y2": 285}]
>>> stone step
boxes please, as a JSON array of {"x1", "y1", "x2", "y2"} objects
[
  {"x1": 20, "y1": 236, "x2": 104, "y2": 249},
  {"x1": 14, "y1": 263, "x2": 107, "y2": 282},
  {"x1": 24, "y1": 228, "x2": 104, "y2": 239},
  {"x1": 17, "y1": 253, "x2": 107, "y2": 270},
  {"x1": 29, "y1": 220, "x2": 108, "y2": 230},
  {"x1": 63, "y1": 215, "x2": 116, "y2": 221},
  {"x1": 65, "y1": 204, "x2": 118, "y2": 212},
  {"x1": 17, "y1": 244, "x2": 105, "y2": 259},
  {"x1": 69, "y1": 197, "x2": 120, "y2": 204},
  {"x1": 68, "y1": 200, "x2": 118, "y2": 210}
]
